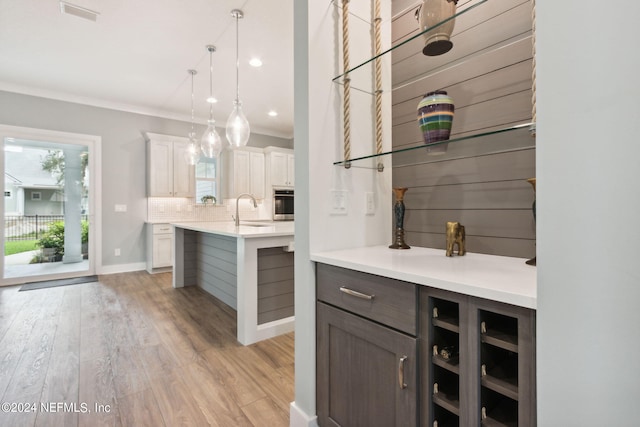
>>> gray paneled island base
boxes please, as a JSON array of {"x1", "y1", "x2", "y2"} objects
[{"x1": 172, "y1": 221, "x2": 295, "y2": 345}]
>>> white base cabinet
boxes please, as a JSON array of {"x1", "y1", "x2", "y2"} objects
[{"x1": 146, "y1": 223, "x2": 173, "y2": 273}]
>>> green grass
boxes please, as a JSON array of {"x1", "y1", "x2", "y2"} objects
[{"x1": 5, "y1": 240, "x2": 39, "y2": 256}]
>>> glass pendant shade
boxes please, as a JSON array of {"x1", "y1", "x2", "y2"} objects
[
  {"x1": 226, "y1": 9, "x2": 250, "y2": 148},
  {"x1": 226, "y1": 100, "x2": 250, "y2": 147},
  {"x1": 201, "y1": 119, "x2": 223, "y2": 158},
  {"x1": 184, "y1": 132, "x2": 201, "y2": 165},
  {"x1": 185, "y1": 69, "x2": 201, "y2": 165}
]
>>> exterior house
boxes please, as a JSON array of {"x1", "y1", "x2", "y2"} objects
[{"x1": 4, "y1": 147, "x2": 64, "y2": 216}]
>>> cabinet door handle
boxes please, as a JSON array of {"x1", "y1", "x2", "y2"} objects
[
  {"x1": 398, "y1": 356, "x2": 408, "y2": 389},
  {"x1": 339, "y1": 286, "x2": 375, "y2": 300}
]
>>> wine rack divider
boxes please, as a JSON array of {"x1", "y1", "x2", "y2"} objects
[{"x1": 421, "y1": 287, "x2": 536, "y2": 426}]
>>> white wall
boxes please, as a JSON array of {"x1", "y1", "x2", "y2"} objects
[
  {"x1": 537, "y1": 2, "x2": 640, "y2": 425},
  {"x1": 291, "y1": 0, "x2": 392, "y2": 424}
]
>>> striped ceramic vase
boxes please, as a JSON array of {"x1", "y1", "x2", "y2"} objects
[{"x1": 417, "y1": 90, "x2": 454, "y2": 155}]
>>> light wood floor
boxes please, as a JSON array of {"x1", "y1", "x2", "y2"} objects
[{"x1": 0, "y1": 271, "x2": 294, "y2": 427}]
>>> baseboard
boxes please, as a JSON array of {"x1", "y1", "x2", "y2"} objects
[
  {"x1": 289, "y1": 402, "x2": 318, "y2": 427},
  {"x1": 97, "y1": 262, "x2": 146, "y2": 275}
]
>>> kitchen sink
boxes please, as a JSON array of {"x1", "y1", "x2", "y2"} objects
[{"x1": 240, "y1": 221, "x2": 275, "y2": 227}]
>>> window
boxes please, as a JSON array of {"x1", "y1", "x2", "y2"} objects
[
  {"x1": 195, "y1": 157, "x2": 219, "y2": 203},
  {"x1": 31, "y1": 191, "x2": 42, "y2": 201}
]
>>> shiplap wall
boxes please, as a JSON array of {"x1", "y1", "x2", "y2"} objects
[
  {"x1": 192, "y1": 233, "x2": 295, "y2": 324},
  {"x1": 197, "y1": 233, "x2": 238, "y2": 309},
  {"x1": 257, "y1": 247, "x2": 295, "y2": 325},
  {"x1": 184, "y1": 229, "x2": 198, "y2": 285},
  {"x1": 391, "y1": 0, "x2": 536, "y2": 258}
]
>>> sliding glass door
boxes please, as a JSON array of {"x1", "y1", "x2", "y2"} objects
[{"x1": 0, "y1": 125, "x2": 100, "y2": 286}]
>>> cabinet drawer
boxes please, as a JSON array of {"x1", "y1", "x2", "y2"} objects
[
  {"x1": 317, "y1": 263, "x2": 417, "y2": 336},
  {"x1": 152, "y1": 223, "x2": 172, "y2": 234}
]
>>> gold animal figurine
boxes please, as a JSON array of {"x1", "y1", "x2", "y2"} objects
[{"x1": 445, "y1": 221, "x2": 466, "y2": 257}]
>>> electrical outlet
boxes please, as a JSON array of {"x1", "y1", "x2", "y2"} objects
[
  {"x1": 114, "y1": 204, "x2": 127, "y2": 212},
  {"x1": 330, "y1": 190, "x2": 348, "y2": 215},
  {"x1": 114, "y1": 248, "x2": 121, "y2": 256},
  {"x1": 365, "y1": 192, "x2": 375, "y2": 215}
]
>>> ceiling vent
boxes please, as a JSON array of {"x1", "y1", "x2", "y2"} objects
[{"x1": 59, "y1": 1, "x2": 100, "y2": 21}]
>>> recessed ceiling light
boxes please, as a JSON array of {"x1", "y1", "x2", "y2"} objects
[
  {"x1": 206, "y1": 96, "x2": 218, "y2": 104},
  {"x1": 59, "y1": 1, "x2": 100, "y2": 21},
  {"x1": 249, "y1": 58, "x2": 263, "y2": 67},
  {"x1": 268, "y1": 111, "x2": 278, "y2": 117}
]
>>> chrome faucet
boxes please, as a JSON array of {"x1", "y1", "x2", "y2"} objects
[{"x1": 234, "y1": 193, "x2": 258, "y2": 226}]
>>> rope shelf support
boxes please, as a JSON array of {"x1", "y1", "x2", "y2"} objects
[
  {"x1": 530, "y1": 0, "x2": 536, "y2": 137},
  {"x1": 342, "y1": 0, "x2": 352, "y2": 168},
  {"x1": 373, "y1": 0, "x2": 384, "y2": 172}
]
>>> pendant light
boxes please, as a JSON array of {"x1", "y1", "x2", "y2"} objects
[
  {"x1": 200, "y1": 45, "x2": 223, "y2": 158},
  {"x1": 226, "y1": 9, "x2": 251, "y2": 148},
  {"x1": 184, "y1": 69, "x2": 201, "y2": 165}
]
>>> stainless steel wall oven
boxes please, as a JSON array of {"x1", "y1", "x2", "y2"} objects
[{"x1": 273, "y1": 188, "x2": 294, "y2": 221}]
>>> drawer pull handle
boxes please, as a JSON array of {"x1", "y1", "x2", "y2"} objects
[
  {"x1": 339, "y1": 287, "x2": 375, "y2": 300},
  {"x1": 398, "y1": 356, "x2": 408, "y2": 389}
]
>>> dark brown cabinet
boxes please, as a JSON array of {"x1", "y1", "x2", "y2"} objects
[
  {"x1": 421, "y1": 289, "x2": 536, "y2": 427},
  {"x1": 316, "y1": 264, "x2": 418, "y2": 427},
  {"x1": 316, "y1": 263, "x2": 536, "y2": 427}
]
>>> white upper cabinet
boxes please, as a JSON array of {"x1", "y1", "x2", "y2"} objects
[
  {"x1": 145, "y1": 132, "x2": 195, "y2": 197},
  {"x1": 265, "y1": 147, "x2": 294, "y2": 187},
  {"x1": 224, "y1": 147, "x2": 265, "y2": 199}
]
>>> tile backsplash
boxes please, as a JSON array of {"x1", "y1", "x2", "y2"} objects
[{"x1": 147, "y1": 198, "x2": 265, "y2": 223}]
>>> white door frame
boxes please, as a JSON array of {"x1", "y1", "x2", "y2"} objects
[{"x1": 0, "y1": 124, "x2": 102, "y2": 286}]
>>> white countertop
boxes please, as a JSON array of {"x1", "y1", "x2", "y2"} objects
[
  {"x1": 171, "y1": 221, "x2": 294, "y2": 239},
  {"x1": 311, "y1": 245, "x2": 536, "y2": 309}
]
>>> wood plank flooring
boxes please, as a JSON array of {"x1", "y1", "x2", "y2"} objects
[{"x1": 0, "y1": 271, "x2": 294, "y2": 427}]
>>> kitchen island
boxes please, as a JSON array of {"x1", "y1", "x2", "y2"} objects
[{"x1": 172, "y1": 221, "x2": 294, "y2": 345}]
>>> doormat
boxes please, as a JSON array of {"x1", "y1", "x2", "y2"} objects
[{"x1": 19, "y1": 275, "x2": 98, "y2": 292}]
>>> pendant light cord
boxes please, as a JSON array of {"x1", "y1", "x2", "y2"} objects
[
  {"x1": 190, "y1": 70, "x2": 196, "y2": 135},
  {"x1": 209, "y1": 49, "x2": 214, "y2": 120},
  {"x1": 235, "y1": 12, "x2": 240, "y2": 103}
]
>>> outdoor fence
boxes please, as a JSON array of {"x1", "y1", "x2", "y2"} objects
[{"x1": 4, "y1": 215, "x2": 89, "y2": 241}]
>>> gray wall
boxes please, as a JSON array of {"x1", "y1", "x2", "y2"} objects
[
  {"x1": 391, "y1": 0, "x2": 535, "y2": 258},
  {"x1": 537, "y1": 2, "x2": 640, "y2": 425},
  {"x1": 0, "y1": 90, "x2": 292, "y2": 267}
]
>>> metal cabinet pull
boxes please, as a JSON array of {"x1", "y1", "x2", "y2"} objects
[
  {"x1": 398, "y1": 356, "x2": 408, "y2": 389},
  {"x1": 339, "y1": 286, "x2": 375, "y2": 300}
]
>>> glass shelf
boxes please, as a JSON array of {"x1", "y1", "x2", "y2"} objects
[
  {"x1": 332, "y1": 0, "x2": 488, "y2": 84},
  {"x1": 334, "y1": 123, "x2": 535, "y2": 168}
]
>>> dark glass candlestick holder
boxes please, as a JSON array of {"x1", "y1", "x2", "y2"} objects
[
  {"x1": 526, "y1": 178, "x2": 536, "y2": 266},
  {"x1": 389, "y1": 187, "x2": 411, "y2": 249}
]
